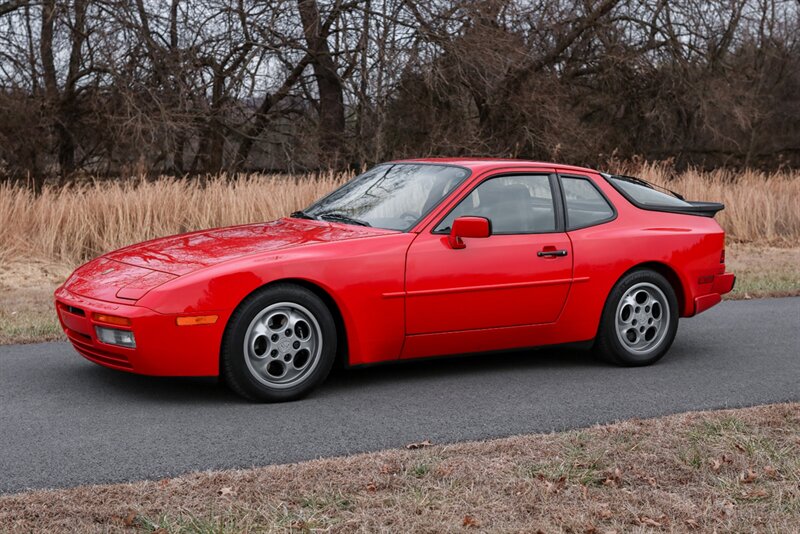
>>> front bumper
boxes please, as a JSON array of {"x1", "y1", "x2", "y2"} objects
[
  {"x1": 693, "y1": 272, "x2": 736, "y2": 315},
  {"x1": 55, "y1": 287, "x2": 225, "y2": 376}
]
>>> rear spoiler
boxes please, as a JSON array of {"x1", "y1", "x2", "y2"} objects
[
  {"x1": 621, "y1": 199, "x2": 725, "y2": 219},
  {"x1": 673, "y1": 201, "x2": 725, "y2": 218}
]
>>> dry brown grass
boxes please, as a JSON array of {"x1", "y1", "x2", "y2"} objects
[
  {"x1": 0, "y1": 166, "x2": 798, "y2": 268},
  {"x1": 0, "y1": 172, "x2": 350, "y2": 266},
  {"x1": 627, "y1": 163, "x2": 800, "y2": 246},
  {"x1": 0, "y1": 260, "x2": 72, "y2": 344},
  {"x1": 1, "y1": 403, "x2": 797, "y2": 533}
]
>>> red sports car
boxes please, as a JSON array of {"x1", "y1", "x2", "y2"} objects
[{"x1": 55, "y1": 159, "x2": 735, "y2": 401}]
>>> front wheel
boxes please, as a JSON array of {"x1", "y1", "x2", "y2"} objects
[
  {"x1": 594, "y1": 270, "x2": 679, "y2": 366},
  {"x1": 221, "y1": 284, "x2": 337, "y2": 402}
]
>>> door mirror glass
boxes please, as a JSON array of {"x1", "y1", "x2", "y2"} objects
[{"x1": 448, "y1": 216, "x2": 491, "y2": 249}]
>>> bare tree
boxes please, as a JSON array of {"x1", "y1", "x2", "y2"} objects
[{"x1": 1, "y1": 0, "x2": 798, "y2": 179}]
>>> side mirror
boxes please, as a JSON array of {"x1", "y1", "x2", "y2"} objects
[{"x1": 448, "y1": 216, "x2": 491, "y2": 249}]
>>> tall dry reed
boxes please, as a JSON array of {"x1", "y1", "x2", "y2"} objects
[
  {"x1": 0, "y1": 173, "x2": 349, "y2": 267},
  {"x1": 627, "y1": 163, "x2": 800, "y2": 246},
  {"x1": 0, "y1": 166, "x2": 797, "y2": 268}
]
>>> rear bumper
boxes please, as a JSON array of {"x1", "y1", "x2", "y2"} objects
[
  {"x1": 712, "y1": 272, "x2": 736, "y2": 294},
  {"x1": 693, "y1": 272, "x2": 736, "y2": 315},
  {"x1": 55, "y1": 287, "x2": 224, "y2": 376}
]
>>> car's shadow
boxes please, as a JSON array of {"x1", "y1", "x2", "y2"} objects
[
  {"x1": 73, "y1": 339, "x2": 694, "y2": 404},
  {"x1": 327, "y1": 345, "x2": 600, "y2": 387}
]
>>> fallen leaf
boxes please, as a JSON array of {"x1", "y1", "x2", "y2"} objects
[
  {"x1": 597, "y1": 509, "x2": 613, "y2": 520},
  {"x1": 218, "y1": 486, "x2": 235, "y2": 496},
  {"x1": 764, "y1": 465, "x2": 778, "y2": 479},
  {"x1": 544, "y1": 476, "x2": 566, "y2": 494},
  {"x1": 743, "y1": 488, "x2": 768, "y2": 499},
  {"x1": 380, "y1": 462, "x2": 400, "y2": 475},
  {"x1": 602, "y1": 468, "x2": 622, "y2": 487},
  {"x1": 406, "y1": 439, "x2": 432, "y2": 450},
  {"x1": 637, "y1": 515, "x2": 662, "y2": 527},
  {"x1": 462, "y1": 515, "x2": 480, "y2": 527},
  {"x1": 710, "y1": 458, "x2": 722, "y2": 472},
  {"x1": 715, "y1": 500, "x2": 736, "y2": 518},
  {"x1": 366, "y1": 482, "x2": 377, "y2": 492},
  {"x1": 123, "y1": 511, "x2": 137, "y2": 527},
  {"x1": 435, "y1": 465, "x2": 454, "y2": 477},
  {"x1": 740, "y1": 469, "x2": 758, "y2": 483},
  {"x1": 685, "y1": 519, "x2": 700, "y2": 529}
]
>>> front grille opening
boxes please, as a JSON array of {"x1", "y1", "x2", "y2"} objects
[
  {"x1": 67, "y1": 328, "x2": 92, "y2": 342},
  {"x1": 60, "y1": 303, "x2": 85, "y2": 317}
]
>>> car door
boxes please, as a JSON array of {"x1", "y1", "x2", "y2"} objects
[{"x1": 404, "y1": 173, "x2": 573, "y2": 335}]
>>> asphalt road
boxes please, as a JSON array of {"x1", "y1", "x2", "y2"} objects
[{"x1": 1, "y1": 297, "x2": 798, "y2": 493}]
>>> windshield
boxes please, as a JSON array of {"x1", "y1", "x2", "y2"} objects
[{"x1": 302, "y1": 163, "x2": 471, "y2": 231}]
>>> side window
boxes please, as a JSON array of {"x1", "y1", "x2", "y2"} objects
[
  {"x1": 561, "y1": 176, "x2": 614, "y2": 230},
  {"x1": 435, "y1": 175, "x2": 556, "y2": 234}
]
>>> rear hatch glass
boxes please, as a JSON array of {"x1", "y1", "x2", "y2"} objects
[{"x1": 605, "y1": 175, "x2": 723, "y2": 217}]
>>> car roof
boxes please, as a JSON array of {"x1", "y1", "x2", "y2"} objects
[{"x1": 391, "y1": 157, "x2": 601, "y2": 176}]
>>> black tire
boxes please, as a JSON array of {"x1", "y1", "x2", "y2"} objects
[
  {"x1": 221, "y1": 284, "x2": 337, "y2": 402},
  {"x1": 594, "y1": 269, "x2": 679, "y2": 366}
]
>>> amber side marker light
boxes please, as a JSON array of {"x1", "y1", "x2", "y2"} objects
[
  {"x1": 176, "y1": 315, "x2": 219, "y2": 326},
  {"x1": 92, "y1": 313, "x2": 132, "y2": 327}
]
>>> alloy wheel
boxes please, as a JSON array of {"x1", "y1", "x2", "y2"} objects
[
  {"x1": 243, "y1": 302, "x2": 323, "y2": 389},
  {"x1": 614, "y1": 282, "x2": 670, "y2": 355}
]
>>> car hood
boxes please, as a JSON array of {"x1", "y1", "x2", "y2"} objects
[
  {"x1": 105, "y1": 217, "x2": 388, "y2": 276},
  {"x1": 61, "y1": 218, "x2": 391, "y2": 304}
]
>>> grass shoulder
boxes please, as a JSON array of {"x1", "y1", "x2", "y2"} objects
[{"x1": 1, "y1": 403, "x2": 797, "y2": 532}]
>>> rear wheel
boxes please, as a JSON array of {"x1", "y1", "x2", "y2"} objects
[
  {"x1": 221, "y1": 284, "x2": 337, "y2": 402},
  {"x1": 595, "y1": 270, "x2": 678, "y2": 366}
]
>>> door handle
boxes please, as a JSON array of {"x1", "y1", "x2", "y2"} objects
[{"x1": 537, "y1": 249, "x2": 568, "y2": 257}]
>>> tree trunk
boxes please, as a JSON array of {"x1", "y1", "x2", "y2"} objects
[{"x1": 297, "y1": 0, "x2": 345, "y2": 168}]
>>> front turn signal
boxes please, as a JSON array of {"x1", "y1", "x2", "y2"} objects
[
  {"x1": 176, "y1": 315, "x2": 219, "y2": 326},
  {"x1": 92, "y1": 313, "x2": 132, "y2": 327}
]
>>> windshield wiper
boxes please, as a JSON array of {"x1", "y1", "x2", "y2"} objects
[
  {"x1": 290, "y1": 210, "x2": 316, "y2": 220},
  {"x1": 317, "y1": 212, "x2": 372, "y2": 227}
]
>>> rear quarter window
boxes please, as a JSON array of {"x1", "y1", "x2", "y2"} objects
[{"x1": 561, "y1": 176, "x2": 615, "y2": 230}]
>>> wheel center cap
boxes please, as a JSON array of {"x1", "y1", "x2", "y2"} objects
[{"x1": 278, "y1": 340, "x2": 292, "y2": 352}]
